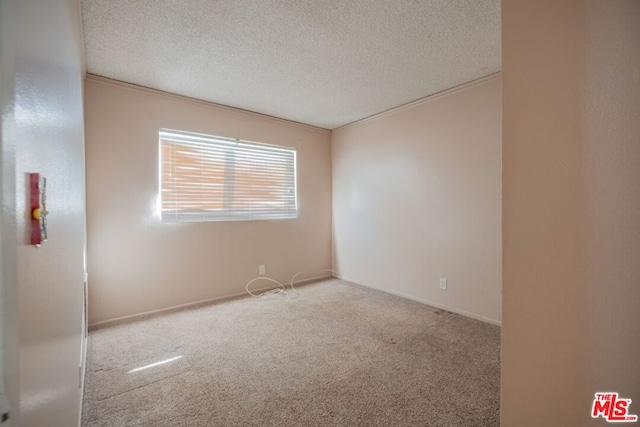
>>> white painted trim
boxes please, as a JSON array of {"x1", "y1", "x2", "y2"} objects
[
  {"x1": 78, "y1": 291, "x2": 88, "y2": 427},
  {"x1": 84, "y1": 74, "x2": 331, "y2": 134},
  {"x1": 88, "y1": 275, "x2": 334, "y2": 330},
  {"x1": 76, "y1": 0, "x2": 87, "y2": 78},
  {"x1": 336, "y1": 275, "x2": 502, "y2": 327},
  {"x1": 334, "y1": 72, "x2": 502, "y2": 131},
  {"x1": 77, "y1": 333, "x2": 87, "y2": 427},
  {"x1": 85, "y1": 73, "x2": 501, "y2": 134}
]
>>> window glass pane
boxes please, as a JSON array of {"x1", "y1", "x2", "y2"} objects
[{"x1": 160, "y1": 130, "x2": 297, "y2": 222}]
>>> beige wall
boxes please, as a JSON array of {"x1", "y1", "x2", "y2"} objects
[
  {"x1": 332, "y1": 76, "x2": 502, "y2": 324},
  {"x1": 84, "y1": 77, "x2": 332, "y2": 325},
  {"x1": 1, "y1": 0, "x2": 87, "y2": 425},
  {"x1": 502, "y1": 1, "x2": 640, "y2": 425}
]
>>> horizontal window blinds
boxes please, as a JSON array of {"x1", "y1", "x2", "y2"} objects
[{"x1": 160, "y1": 130, "x2": 297, "y2": 222}]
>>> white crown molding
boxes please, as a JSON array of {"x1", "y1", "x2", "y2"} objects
[
  {"x1": 84, "y1": 74, "x2": 332, "y2": 134},
  {"x1": 86, "y1": 72, "x2": 501, "y2": 134},
  {"x1": 334, "y1": 72, "x2": 502, "y2": 131}
]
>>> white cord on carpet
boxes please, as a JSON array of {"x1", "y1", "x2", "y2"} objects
[
  {"x1": 245, "y1": 269, "x2": 340, "y2": 299},
  {"x1": 245, "y1": 277, "x2": 288, "y2": 299},
  {"x1": 289, "y1": 269, "x2": 340, "y2": 293}
]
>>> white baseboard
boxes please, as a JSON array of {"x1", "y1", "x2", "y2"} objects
[
  {"x1": 336, "y1": 275, "x2": 502, "y2": 327},
  {"x1": 88, "y1": 274, "x2": 334, "y2": 330},
  {"x1": 88, "y1": 274, "x2": 499, "y2": 329}
]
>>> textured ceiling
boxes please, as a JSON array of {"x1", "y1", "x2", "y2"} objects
[{"x1": 81, "y1": 0, "x2": 501, "y2": 130}]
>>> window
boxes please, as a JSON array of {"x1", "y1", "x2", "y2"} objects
[{"x1": 160, "y1": 129, "x2": 297, "y2": 222}]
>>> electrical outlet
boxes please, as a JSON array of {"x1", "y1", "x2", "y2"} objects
[
  {"x1": 259, "y1": 265, "x2": 266, "y2": 275},
  {"x1": 439, "y1": 277, "x2": 447, "y2": 290}
]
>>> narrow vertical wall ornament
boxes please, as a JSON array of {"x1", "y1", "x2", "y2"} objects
[{"x1": 29, "y1": 173, "x2": 48, "y2": 246}]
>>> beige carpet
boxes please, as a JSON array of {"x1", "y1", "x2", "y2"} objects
[{"x1": 82, "y1": 279, "x2": 500, "y2": 426}]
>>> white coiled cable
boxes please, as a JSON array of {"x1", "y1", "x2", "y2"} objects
[{"x1": 245, "y1": 269, "x2": 340, "y2": 299}]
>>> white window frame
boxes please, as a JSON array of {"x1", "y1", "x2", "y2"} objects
[{"x1": 159, "y1": 129, "x2": 298, "y2": 223}]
